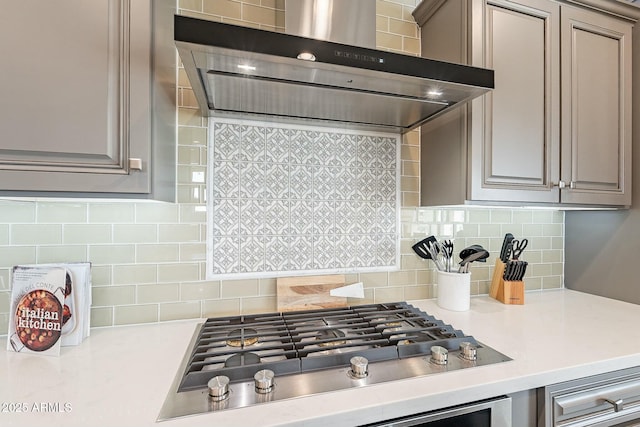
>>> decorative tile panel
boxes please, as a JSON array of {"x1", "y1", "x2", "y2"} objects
[{"x1": 207, "y1": 119, "x2": 401, "y2": 279}]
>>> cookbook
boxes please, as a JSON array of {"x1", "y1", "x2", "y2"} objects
[{"x1": 6, "y1": 262, "x2": 92, "y2": 355}]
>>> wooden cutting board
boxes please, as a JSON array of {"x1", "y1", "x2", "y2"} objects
[{"x1": 276, "y1": 274, "x2": 347, "y2": 312}]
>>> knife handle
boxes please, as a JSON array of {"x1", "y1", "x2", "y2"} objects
[{"x1": 499, "y1": 234, "x2": 514, "y2": 263}]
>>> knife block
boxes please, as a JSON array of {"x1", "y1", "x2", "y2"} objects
[{"x1": 490, "y1": 259, "x2": 524, "y2": 305}]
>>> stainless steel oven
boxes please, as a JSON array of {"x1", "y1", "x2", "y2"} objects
[{"x1": 361, "y1": 396, "x2": 512, "y2": 426}]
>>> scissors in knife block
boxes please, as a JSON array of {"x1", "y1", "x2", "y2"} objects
[{"x1": 510, "y1": 239, "x2": 528, "y2": 260}]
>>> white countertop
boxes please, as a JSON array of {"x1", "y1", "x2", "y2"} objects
[{"x1": 2, "y1": 289, "x2": 640, "y2": 427}]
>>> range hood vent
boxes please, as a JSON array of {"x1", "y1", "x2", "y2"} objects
[{"x1": 174, "y1": 13, "x2": 494, "y2": 134}]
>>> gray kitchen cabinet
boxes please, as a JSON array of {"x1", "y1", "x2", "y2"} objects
[
  {"x1": 559, "y1": 4, "x2": 632, "y2": 206},
  {"x1": 0, "y1": 0, "x2": 176, "y2": 200},
  {"x1": 414, "y1": 0, "x2": 634, "y2": 207}
]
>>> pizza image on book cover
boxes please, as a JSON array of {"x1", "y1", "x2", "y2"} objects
[{"x1": 7, "y1": 266, "x2": 66, "y2": 356}]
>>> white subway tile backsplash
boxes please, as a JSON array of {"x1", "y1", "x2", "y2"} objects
[
  {"x1": 374, "y1": 286, "x2": 405, "y2": 302},
  {"x1": 179, "y1": 205, "x2": 207, "y2": 223},
  {"x1": 0, "y1": 270, "x2": 9, "y2": 290},
  {"x1": 0, "y1": 225, "x2": 8, "y2": 245},
  {"x1": 178, "y1": 165, "x2": 207, "y2": 185},
  {"x1": 179, "y1": 142, "x2": 203, "y2": 164},
  {"x1": 543, "y1": 223, "x2": 564, "y2": 236},
  {"x1": 178, "y1": 126, "x2": 207, "y2": 146},
  {"x1": 135, "y1": 203, "x2": 180, "y2": 223},
  {"x1": 160, "y1": 301, "x2": 202, "y2": 321},
  {"x1": 258, "y1": 278, "x2": 277, "y2": 296},
  {"x1": 89, "y1": 203, "x2": 135, "y2": 223},
  {"x1": 64, "y1": 224, "x2": 112, "y2": 244},
  {"x1": 478, "y1": 224, "x2": 502, "y2": 238},
  {"x1": 500, "y1": 223, "x2": 524, "y2": 237},
  {"x1": 158, "y1": 263, "x2": 200, "y2": 283},
  {"x1": 404, "y1": 284, "x2": 432, "y2": 301},
  {"x1": 512, "y1": 210, "x2": 533, "y2": 223},
  {"x1": 241, "y1": 296, "x2": 277, "y2": 315},
  {"x1": 389, "y1": 270, "x2": 417, "y2": 286},
  {"x1": 136, "y1": 244, "x2": 180, "y2": 263},
  {"x1": 0, "y1": 200, "x2": 36, "y2": 223},
  {"x1": 114, "y1": 304, "x2": 158, "y2": 325},
  {"x1": 176, "y1": 184, "x2": 207, "y2": 204},
  {"x1": 87, "y1": 266, "x2": 110, "y2": 287},
  {"x1": 93, "y1": 285, "x2": 136, "y2": 306},
  {"x1": 543, "y1": 275, "x2": 563, "y2": 289},
  {"x1": 90, "y1": 306, "x2": 113, "y2": 328},
  {"x1": 468, "y1": 209, "x2": 492, "y2": 224},
  {"x1": 179, "y1": 243, "x2": 206, "y2": 262},
  {"x1": 89, "y1": 244, "x2": 136, "y2": 264},
  {"x1": 112, "y1": 264, "x2": 157, "y2": 285},
  {"x1": 178, "y1": 107, "x2": 205, "y2": 127},
  {"x1": 202, "y1": 298, "x2": 240, "y2": 318},
  {"x1": 0, "y1": 246, "x2": 36, "y2": 268},
  {"x1": 137, "y1": 283, "x2": 180, "y2": 303},
  {"x1": 523, "y1": 224, "x2": 544, "y2": 237},
  {"x1": 490, "y1": 209, "x2": 512, "y2": 223},
  {"x1": 0, "y1": 292, "x2": 8, "y2": 316},
  {"x1": 37, "y1": 202, "x2": 87, "y2": 223},
  {"x1": 113, "y1": 224, "x2": 158, "y2": 244},
  {"x1": 180, "y1": 281, "x2": 220, "y2": 301},
  {"x1": 37, "y1": 245, "x2": 87, "y2": 264},
  {"x1": 11, "y1": 224, "x2": 62, "y2": 245},
  {"x1": 532, "y1": 210, "x2": 555, "y2": 223},
  {"x1": 220, "y1": 279, "x2": 260, "y2": 298}
]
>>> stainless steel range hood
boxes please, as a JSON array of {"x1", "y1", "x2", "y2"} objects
[{"x1": 174, "y1": 7, "x2": 494, "y2": 134}]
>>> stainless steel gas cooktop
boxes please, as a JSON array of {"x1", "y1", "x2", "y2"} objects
[{"x1": 158, "y1": 302, "x2": 511, "y2": 421}]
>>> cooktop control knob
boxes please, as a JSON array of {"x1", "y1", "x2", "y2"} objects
[
  {"x1": 431, "y1": 345, "x2": 448, "y2": 365},
  {"x1": 350, "y1": 356, "x2": 369, "y2": 379},
  {"x1": 254, "y1": 369, "x2": 275, "y2": 394},
  {"x1": 460, "y1": 342, "x2": 478, "y2": 361},
  {"x1": 208, "y1": 375, "x2": 230, "y2": 401}
]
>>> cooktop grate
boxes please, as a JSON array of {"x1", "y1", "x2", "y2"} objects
[{"x1": 178, "y1": 302, "x2": 476, "y2": 391}]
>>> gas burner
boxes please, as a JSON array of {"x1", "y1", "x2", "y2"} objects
[
  {"x1": 226, "y1": 328, "x2": 258, "y2": 347},
  {"x1": 435, "y1": 329, "x2": 457, "y2": 339},
  {"x1": 371, "y1": 317, "x2": 404, "y2": 332},
  {"x1": 224, "y1": 352, "x2": 261, "y2": 368},
  {"x1": 316, "y1": 328, "x2": 347, "y2": 347},
  {"x1": 371, "y1": 317, "x2": 403, "y2": 327}
]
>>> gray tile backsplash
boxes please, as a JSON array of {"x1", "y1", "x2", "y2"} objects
[{"x1": 207, "y1": 120, "x2": 400, "y2": 279}]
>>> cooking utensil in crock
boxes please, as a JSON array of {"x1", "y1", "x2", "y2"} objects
[
  {"x1": 458, "y1": 249, "x2": 490, "y2": 273},
  {"x1": 459, "y1": 245, "x2": 488, "y2": 263},
  {"x1": 412, "y1": 236, "x2": 438, "y2": 260},
  {"x1": 412, "y1": 236, "x2": 445, "y2": 271}
]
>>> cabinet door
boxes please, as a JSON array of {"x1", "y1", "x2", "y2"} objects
[
  {"x1": 0, "y1": 0, "x2": 153, "y2": 195},
  {"x1": 560, "y1": 6, "x2": 632, "y2": 206},
  {"x1": 469, "y1": 0, "x2": 560, "y2": 203}
]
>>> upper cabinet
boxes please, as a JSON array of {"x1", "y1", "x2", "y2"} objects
[
  {"x1": 414, "y1": 0, "x2": 635, "y2": 207},
  {"x1": 0, "y1": 0, "x2": 176, "y2": 200},
  {"x1": 559, "y1": 5, "x2": 632, "y2": 206}
]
